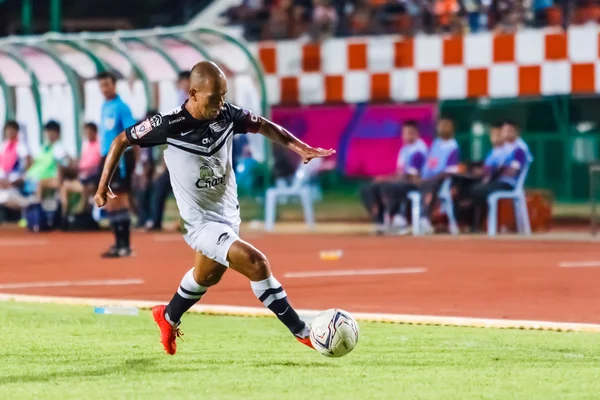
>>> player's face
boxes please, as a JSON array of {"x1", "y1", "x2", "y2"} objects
[
  {"x1": 4, "y1": 126, "x2": 18, "y2": 140},
  {"x1": 437, "y1": 119, "x2": 454, "y2": 139},
  {"x1": 99, "y1": 78, "x2": 117, "y2": 100},
  {"x1": 489, "y1": 128, "x2": 503, "y2": 147},
  {"x1": 402, "y1": 126, "x2": 418, "y2": 144},
  {"x1": 502, "y1": 124, "x2": 518, "y2": 142},
  {"x1": 192, "y1": 77, "x2": 227, "y2": 120}
]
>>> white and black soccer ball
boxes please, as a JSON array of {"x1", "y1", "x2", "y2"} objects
[{"x1": 309, "y1": 308, "x2": 359, "y2": 358}]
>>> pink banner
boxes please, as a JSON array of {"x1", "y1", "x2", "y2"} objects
[{"x1": 272, "y1": 103, "x2": 436, "y2": 177}]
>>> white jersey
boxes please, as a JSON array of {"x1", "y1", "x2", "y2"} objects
[{"x1": 125, "y1": 102, "x2": 262, "y2": 233}]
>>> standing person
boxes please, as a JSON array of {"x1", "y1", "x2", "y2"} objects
[
  {"x1": 94, "y1": 61, "x2": 335, "y2": 355},
  {"x1": 97, "y1": 71, "x2": 137, "y2": 258}
]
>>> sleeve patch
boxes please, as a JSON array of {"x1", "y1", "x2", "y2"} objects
[{"x1": 132, "y1": 119, "x2": 152, "y2": 139}]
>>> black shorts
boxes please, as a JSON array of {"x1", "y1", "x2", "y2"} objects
[{"x1": 99, "y1": 150, "x2": 135, "y2": 193}]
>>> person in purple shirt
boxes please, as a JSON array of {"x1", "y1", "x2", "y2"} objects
[
  {"x1": 379, "y1": 121, "x2": 427, "y2": 234},
  {"x1": 418, "y1": 118, "x2": 460, "y2": 234},
  {"x1": 468, "y1": 120, "x2": 531, "y2": 230},
  {"x1": 359, "y1": 120, "x2": 427, "y2": 234}
]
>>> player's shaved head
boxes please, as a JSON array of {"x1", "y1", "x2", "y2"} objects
[
  {"x1": 190, "y1": 61, "x2": 226, "y2": 89},
  {"x1": 186, "y1": 61, "x2": 228, "y2": 120}
]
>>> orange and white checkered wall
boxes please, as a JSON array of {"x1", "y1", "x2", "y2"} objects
[{"x1": 250, "y1": 24, "x2": 600, "y2": 105}]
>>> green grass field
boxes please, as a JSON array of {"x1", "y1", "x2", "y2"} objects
[{"x1": 2, "y1": 302, "x2": 600, "y2": 400}]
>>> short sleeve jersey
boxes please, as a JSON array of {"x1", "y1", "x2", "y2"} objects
[{"x1": 125, "y1": 102, "x2": 262, "y2": 229}]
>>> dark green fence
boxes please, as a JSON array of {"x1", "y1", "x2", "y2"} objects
[{"x1": 443, "y1": 95, "x2": 600, "y2": 203}]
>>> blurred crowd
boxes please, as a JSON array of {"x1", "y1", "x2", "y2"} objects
[{"x1": 224, "y1": 0, "x2": 600, "y2": 41}]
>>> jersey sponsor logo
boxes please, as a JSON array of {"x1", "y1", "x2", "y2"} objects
[
  {"x1": 150, "y1": 114, "x2": 163, "y2": 128},
  {"x1": 202, "y1": 137, "x2": 212, "y2": 145},
  {"x1": 169, "y1": 116, "x2": 185, "y2": 125},
  {"x1": 209, "y1": 121, "x2": 228, "y2": 133},
  {"x1": 195, "y1": 157, "x2": 227, "y2": 189},
  {"x1": 249, "y1": 113, "x2": 259, "y2": 123},
  {"x1": 180, "y1": 130, "x2": 193, "y2": 136}
]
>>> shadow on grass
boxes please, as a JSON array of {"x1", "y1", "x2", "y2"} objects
[{"x1": 0, "y1": 357, "x2": 158, "y2": 385}]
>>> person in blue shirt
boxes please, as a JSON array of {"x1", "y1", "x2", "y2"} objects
[
  {"x1": 96, "y1": 71, "x2": 137, "y2": 258},
  {"x1": 469, "y1": 120, "x2": 532, "y2": 230},
  {"x1": 418, "y1": 118, "x2": 460, "y2": 234},
  {"x1": 359, "y1": 120, "x2": 427, "y2": 234},
  {"x1": 454, "y1": 121, "x2": 506, "y2": 231}
]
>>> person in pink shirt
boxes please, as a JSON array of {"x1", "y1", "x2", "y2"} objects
[{"x1": 60, "y1": 123, "x2": 101, "y2": 216}]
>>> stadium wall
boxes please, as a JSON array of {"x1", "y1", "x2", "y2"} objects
[{"x1": 251, "y1": 24, "x2": 600, "y2": 105}]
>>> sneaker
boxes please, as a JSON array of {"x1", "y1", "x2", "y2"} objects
[
  {"x1": 419, "y1": 217, "x2": 434, "y2": 235},
  {"x1": 390, "y1": 214, "x2": 410, "y2": 235},
  {"x1": 152, "y1": 305, "x2": 183, "y2": 355},
  {"x1": 296, "y1": 336, "x2": 315, "y2": 349},
  {"x1": 101, "y1": 246, "x2": 133, "y2": 258},
  {"x1": 295, "y1": 324, "x2": 314, "y2": 349}
]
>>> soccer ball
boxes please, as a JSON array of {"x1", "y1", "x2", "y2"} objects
[{"x1": 309, "y1": 309, "x2": 359, "y2": 358}]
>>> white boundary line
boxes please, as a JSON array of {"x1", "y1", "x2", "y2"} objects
[
  {"x1": 0, "y1": 239, "x2": 49, "y2": 247},
  {"x1": 559, "y1": 261, "x2": 600, "y2": 268},
  {"x1": 1, "y1": 293, "x2": 599, "y2": 333},
  {"x1": 0, "y1": 279, "x2": 144, "y2": 290},
  {"x1": 284, "y1": 267, "x2": 427, "y2": 278}
]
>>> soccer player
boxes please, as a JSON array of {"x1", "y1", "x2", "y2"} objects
[
  {"x1": 97, "y1": 71, "x2": 137, "y2": 258},
  {"x1": 94, "y1": 61, "x2": 335, "y2": 355}
]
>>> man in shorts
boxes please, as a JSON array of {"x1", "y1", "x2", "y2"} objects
[{"x1": 94, "y1": 61, "x2": 335, "y2": 355}]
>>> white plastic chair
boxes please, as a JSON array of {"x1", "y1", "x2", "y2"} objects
[
  {"x1": 264, "y1": 159, "x2": 322, "y2": 232},
  {"x1": 486, "y1": 163, "x2": 531, "y2": 237},
  {"x1": 407, "y1": 176, "x2": 458, "y2": 236}
]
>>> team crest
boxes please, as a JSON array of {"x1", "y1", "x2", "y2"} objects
[{"x1": 209, "y1": 120, "x2": 228, "y2": 133}]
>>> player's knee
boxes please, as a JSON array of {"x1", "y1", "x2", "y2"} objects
[
  {"x1": 196, "y1": 272, "x2": 222, "y2": 287},
  {"x1": 243, "y1": 249, "x2": 271, "y2": 281}
]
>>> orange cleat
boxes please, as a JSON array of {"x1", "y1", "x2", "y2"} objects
[
  {"x1": 152, "y1": 305, "x2": 183, "y2": 355},
  {"x1": 296, "y1": 336, "x2": 315, "y2": 350}
]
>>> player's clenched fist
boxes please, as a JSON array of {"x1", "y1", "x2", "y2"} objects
[{"x1": 94, "y1": 187, "x2": 116, "y2": 208}]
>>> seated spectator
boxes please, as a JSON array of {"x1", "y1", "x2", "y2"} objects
[
  {"x1": 0, "y1": 120, "x2": 32, "y2": 212},
  {"x1": 468, "y1": 120, "x2": 533, "y2": 230},
  {"x1": 453, "y1": 122, "x2": 506, "y2": 230},
  {"x1": 360, "y1": 120, "x2": 427, "y2": 234},
  {"x1": 25, "y1": 120, "x2": 72, "y2": 202},
  {"x1": 418, "y1": 118, "x2": 460, "y2": 234},
  {"x1": 59, "y1": 122, "x2": 101, "y2": 217},
  {"x1": 379, "y1": 121, "x2": 428, "y2": 234}
]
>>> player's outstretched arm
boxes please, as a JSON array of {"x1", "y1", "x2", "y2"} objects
[
  {"x1": 257, "y1": 119, "x2": 335, "y2": 164},
  {"x1": 94, "y1": 131, "x2": 131, "y2": 208}
]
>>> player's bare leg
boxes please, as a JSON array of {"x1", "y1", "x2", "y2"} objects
[
  {"x1": 226, "y1": 240, "x2": 314, "y2": 349},
  {"x1": 153, "y1": 252, "x2": 227, "y2": 355},
  {"x1": 101, "y1": 194, "x2": 132, "y2": 258}
]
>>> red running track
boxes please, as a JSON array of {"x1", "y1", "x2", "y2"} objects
[{"x1": 1, "y1": 230, "x2": 600, "y2": 323}]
